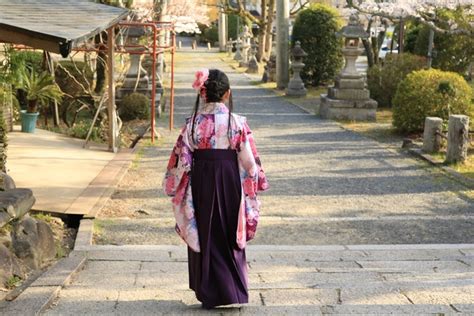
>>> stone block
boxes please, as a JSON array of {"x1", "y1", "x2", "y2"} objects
[
  {"x1": 0, "y1": 172, "x2": 16, "y2": 191},
  {"x1": 11, "y1": 216, "x2": 56, "y2": 270},
  {"x1": 0, "y1": 244, "x2": 26, "y2": 288},
  {"x1": 335, "y1": 78, "x2": 366, "y2": 89},
  {"x1": 0, "y1": 188, "x2": 35, "y2": 221},
  {"x1": 328, "y1": 87, "x2": 370, "y2": 100},
  {"x1": 422, "y1": 117, "x2": 443, "y2": 153},
  {"x1": 446, "y1": 114, "x2": 469, "y2": 163},
  {"x1": 320, "y1": 95, "x2": 377, "y2": 122}
]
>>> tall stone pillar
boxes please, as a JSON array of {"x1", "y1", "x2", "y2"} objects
[
  {"x1": 276, "y1": 0, "x2": 290, "y2": 89},
  {"x1": 218, "y1": 11, "x2": 227, "y2": 52}
]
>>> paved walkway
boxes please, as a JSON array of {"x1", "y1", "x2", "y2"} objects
[
  {"x1": 37, "y1": 49, "x2": 474, "y2": 314},
  {"x1": 7, "y1": 126, "x2": 119, "y2": 215},
  {"x1": 45, "y1": 244, "x2": 474, "y2": 315}
]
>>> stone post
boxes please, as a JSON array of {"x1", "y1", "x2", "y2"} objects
[
  {"x1": 446, "y1": 115, "x2": 469, "y2": 164},
  {"x1": 218, "y1": 11, "x2": 227, "y2": 52},
  {"x1": 422, "y1": 117, "x2": 443, "y2": 153},
  {"x1": 234, "y1": 37, "x2": 243, "y2": 61},
  {"x1": 226, "y1": 38, "x2": 233, "y2": 57},
  {"x1": 276, "y1": 0, "x2": 290, "y2": 89},
  {"x1": 286, "y1": 41, "x2": 307, "y2": 96},
  {"x1": 246, "y1": 41, "x2": 260, "y2": 74}
]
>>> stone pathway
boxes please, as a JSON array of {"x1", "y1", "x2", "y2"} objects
[
  {"x1": 95, "y1": 49, "x2": 473, "y2": 246},
  {"x1": 43, "y1": 244, "x2": 473, "y2": 315},
  {"x1": 42, "y1": 49, "x2": 474, "y2": 314}
]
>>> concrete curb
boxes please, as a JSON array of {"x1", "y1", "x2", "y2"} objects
[
  {"x1": 84, "y1": 147, "x2": 138, "y2": 218},
  {"x1": 0, "y1": 253, "x2": 86, "y2": 315},
  {"x1": 408, "y1": 148, "x2": 474, "y2": 189}
]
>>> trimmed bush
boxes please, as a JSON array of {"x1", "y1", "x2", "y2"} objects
[
  {"x1": 291, "y1": 4, "x2": 343, "y2": 86},
  {"x1": 367, "y1": 53, "x2": 426, "y2": 108},
  {"x1": 119, "y1": 93, "x2": 150, "y2": 122},
  {"x1": 55, "y1": 61, "x2": 93, "y2": 96},
  {"x1": 392, "y1": 69, "x2": 473, "y2": 133}
]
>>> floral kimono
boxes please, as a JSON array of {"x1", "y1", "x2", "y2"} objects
[{"x1": 163, "y1": 102, "x2": 269, "y2": 252}]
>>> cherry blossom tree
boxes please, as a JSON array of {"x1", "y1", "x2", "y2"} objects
[{"x1": 345, "y1": 0, "x2": 473, "y2": 68}]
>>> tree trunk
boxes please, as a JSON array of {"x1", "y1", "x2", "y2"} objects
[
  {"x1": 94, "y1": 32, "x2": 108, "y2": 94},
  {"x1": 363, "y1": 39, "x2": 374, "y2": 68},
  {"x1": 257, "y1": 0, "x2": 267, "y2": 62},
  {"x1": 264, "y1": 0, "x2": 275, "y2": 60}
]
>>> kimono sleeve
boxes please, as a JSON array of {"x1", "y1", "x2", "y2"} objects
[
  {"x1": 162, "y1": 123, "x2": 194, "y2": 197},
  {"x1": 237, "y1": 119, "x2": 269, "y2": 197}
]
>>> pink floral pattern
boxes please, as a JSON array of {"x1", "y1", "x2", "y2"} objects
[{"x1": 163, "y1": 102, "x2": 269, "y2": 252}]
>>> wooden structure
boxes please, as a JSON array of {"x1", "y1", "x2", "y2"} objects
[{"x1": 0, "y1": 0, "x2": 129, "y2": 152}]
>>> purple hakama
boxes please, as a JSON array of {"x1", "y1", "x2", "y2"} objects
[{"x1": 188, "y1": 149, "x2": 248, "y2": 308}]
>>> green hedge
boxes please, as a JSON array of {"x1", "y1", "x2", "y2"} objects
[
  {"x1": 291, "y1": 4, "x2": 343, "y2": 86},
  {"x1": 393, "y1": 68, "x2": 473, "y2": 133},
  {"x1": 119, "y1": 92, "x2": 150, "y2": 122},
  {"x1": 367, "y1": 53, "x2": 426, "y2": 108}
]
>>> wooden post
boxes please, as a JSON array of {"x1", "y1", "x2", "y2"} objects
[{"x1": 107, "y1": 26, "x2": 117, "y2": 153}]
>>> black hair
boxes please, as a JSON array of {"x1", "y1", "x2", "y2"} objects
[{"x1": 190, "y1": 69, "x2": 233, "y2": 145}]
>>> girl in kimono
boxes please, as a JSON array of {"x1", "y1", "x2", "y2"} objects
[{"x1": 163, "y1": 69, "x2": 269, "y2": 309}]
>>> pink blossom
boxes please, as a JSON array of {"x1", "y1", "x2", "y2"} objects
[{"x1": 192, "y1": 69, "x2": 209, "y2": 92}]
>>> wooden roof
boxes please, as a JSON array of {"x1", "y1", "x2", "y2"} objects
[{"x1": 0, "y1": 0, "x2": 129, "y2": 56}]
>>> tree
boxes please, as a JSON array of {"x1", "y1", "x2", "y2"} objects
[
  {"x1": 292, "y1": 4, "x2": 343, "y2": 86},
  {"x1": 223, "y1": 0, "x2": 312, "y2": 62},
  {"x1": 346, "y1": 0, "x2": 473, "y2": 68}
]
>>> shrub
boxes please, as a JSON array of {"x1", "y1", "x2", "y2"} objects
[
  {"x1": 55, "y1": 61, "x2": 93, "y2": 96},
  {"x1": 119, "y1": 92, "x2": 150, "y2": 121},
  {"x1": 392, "y1": 69, "x2": 473, "y2": 133},
  {"x1": 367, "y1": 53, "x2": 426, "y2": 108},
  {"x1": 198, "y1": 23, "x2": 218, "y2": 44},
  {"x1": 291, "y1": 4, "x2": 343, "y2": 86},
  {"x1": 68, "y1": 120, "x2": 102, "y2": 141}
]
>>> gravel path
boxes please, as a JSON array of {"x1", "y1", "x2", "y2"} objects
[{"x1": 95, "y1": 49, "x2": 474, "y2": 246}]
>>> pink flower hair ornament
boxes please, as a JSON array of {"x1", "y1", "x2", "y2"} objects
[{"x1": 192, "y1": 68, "x2": 209, "y2": 99}]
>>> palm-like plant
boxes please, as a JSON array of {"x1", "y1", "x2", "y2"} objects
[{"x1": 20, "y1": 68, "x2": 63, "y2": 113}]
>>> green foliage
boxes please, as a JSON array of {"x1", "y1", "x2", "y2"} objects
[
  {"x1": 367, "y1": 53, "x2": 426, "y2": 108},
  {"x1": 404, "y1": 23, "x2": 422, "y2": 54},
  {"x1": 68, "y1": 120, "x2": 102, "y2": 141},
  {"x1": 19, "y1": 69, "x2": 63, "y2": 113},
  {"x1": 414, "y1": 25, "x2": 474, "y2": 74},
  {"x1": 228, "y1": 14, "x2": 240, "y2": 40},
  {"x1": 119, "y1": 92, "x2": 150, "y2": 122},
  {"x1": 55, "y1": 61, "x2": 93, "y2": 96},
  {"x1": 291, "y1": 4, "x2": 343, "y2": 86},
  {"x1": 199, "y1": 23, "x2": 218, "y2": 44},
  {"x1": 6, "y1": 275, "x2": 22, "y2": 289},
  {"x1": 393, "y1": 69, "x2": 473, "y2": 133}
]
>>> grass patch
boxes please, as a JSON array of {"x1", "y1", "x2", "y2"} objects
[
  {"x1": 339, "y1": 110, "x2": 406, "y2": 146},
  {"x1": 131, "y1": 147, "x2": 145, "y2": 169},
  {"x1": 32, "y1": 213, "x2": 54, "y2": 223},
  {"x1": 6, "y1": 276, "x2": 22, "y2": 289}
]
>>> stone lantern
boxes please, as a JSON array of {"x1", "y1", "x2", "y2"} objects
[
  {"x1": 233, "y1": 37, "x2": 243, "y2": 61},
  {"x1": 116, "y1": 25, "x2": 150, "y2": 104},
  {"x1": 319, "y1": 13, "x2": 377, "y2": 121},
  {"x1": 286, "y1": 41, "x2": 307, "y2": 96},
  {"x1": 246, "y1": 41, "x2": 260, "y2": 74},
  {"x1": 239, "y1": 26, "x2": 252, "y2": 67}
]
